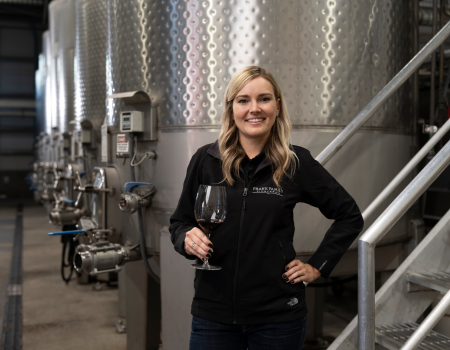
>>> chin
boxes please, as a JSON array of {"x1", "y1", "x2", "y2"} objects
[{"x1": 243, "y1": 129, "x2": 270, "y2": 139}]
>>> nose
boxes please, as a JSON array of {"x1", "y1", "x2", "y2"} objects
[{"x1": 249, "y1": 100, "x2": 260, "y2": 113}]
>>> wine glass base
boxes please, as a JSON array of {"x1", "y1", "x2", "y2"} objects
[{"x1": 191, "y1": 264, "x2": 222, "y2": 271}]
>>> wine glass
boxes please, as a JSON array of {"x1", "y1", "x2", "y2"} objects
[{"x1": 192, "y1": 185, "x2": 227, "y2": 270}]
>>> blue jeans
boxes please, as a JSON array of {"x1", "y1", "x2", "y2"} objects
[{"x1": 189, "y1": 315, "x2": 307, "y2": 350}]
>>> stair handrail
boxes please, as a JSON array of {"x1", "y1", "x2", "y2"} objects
[
  {"x1": 358, "y1": 139, "x2": 450, "y2": 350},
  {"x1": 315, "y1": 20, "x2": 450, "y2": 167},
  {"x1": 362, "y1": 117, "x2": 450, "y2": 221},
  {"x1": 400, "y1": 289, "x2": 450, "y2": 349}
]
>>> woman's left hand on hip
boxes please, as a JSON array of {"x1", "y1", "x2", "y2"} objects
[{"x1": 282, "y1": 260, "x2": 321, "y2": 284}]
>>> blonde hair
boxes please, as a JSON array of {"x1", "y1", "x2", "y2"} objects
[{"x1": 218, "y1": 66, "x2": 298, "y2": 188}]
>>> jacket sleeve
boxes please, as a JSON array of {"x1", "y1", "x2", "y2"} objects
[
  {"x1": 169, "y1": 148, "x2": 205, "y2": 260},
  {"x1": 299, "y1": 150, "x2": 364, "y2": 278}
]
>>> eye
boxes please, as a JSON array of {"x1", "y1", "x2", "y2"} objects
[
  {"x1": 261, "y1": 97, "x2": 271, "y2": 102},
  {"x1": 237, "y1": 99, "x2": 247, "y2": 104}
]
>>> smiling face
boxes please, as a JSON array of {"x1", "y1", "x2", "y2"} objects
[{"x1": 232, "y1": 77, "x2": 280, "y2": 145}]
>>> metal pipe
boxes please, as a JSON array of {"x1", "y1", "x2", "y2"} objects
[
  {"x1": 362, "y1": 117, "x2": 450, "y2": 221},
  {"x1": 358, "y1": 138, "x2": 450, "y2": 350},
  {"x1": 358, "y1": 240, "x2": 375, "y2": 350},
  {"x1": 430, "y1": 0, "x2": 438, "y2": 127},
  {"x1": 419, "y1": 7, "x2": 436, "y2": 26},
  {"x1": 400, "y1": 290, "x2": 450, "y2": 350},
  {"x1": 316, "y1": 20, "x2": 450, "y2": 166},
  {"x1": 414, "y1": 0, "x2": 419, "y2": 137},
  {"x1": 129, "y1": 136, "x2": 161, "y2": 284},
  {"x1": 439, "y1": 0, "x2": 445, "y2": 103}
]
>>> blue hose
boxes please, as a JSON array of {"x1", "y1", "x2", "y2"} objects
[{"x1": 48, "y1": 230, "x2": 84, "y2": 236}]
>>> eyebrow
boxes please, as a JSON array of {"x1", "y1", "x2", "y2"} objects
[{"x1": 235, "y1": 93, "x2": 274, "y2": 99}]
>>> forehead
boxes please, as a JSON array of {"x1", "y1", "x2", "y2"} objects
[{"x1": 237, "y1": 76, "x2": 275, "y2": 95}]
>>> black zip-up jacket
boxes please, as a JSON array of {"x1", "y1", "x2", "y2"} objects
[{"x1": 169, "y1": 141, "x2": 364, "y2": 325}]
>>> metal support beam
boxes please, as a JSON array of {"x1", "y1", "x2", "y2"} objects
[
  {"x1": 0, "y1": 99, "x2": 35, "y2": 109},
  {"x1": 407, "y1": 272, "x2": 450, "y2": 294}
]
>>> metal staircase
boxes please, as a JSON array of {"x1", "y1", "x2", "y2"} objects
[
  {"x1": 328, "y1": 208, "x2": 450, "y2": 350},
  {"x1": 375, "y1": 323, "x2": 450, "y2": 349},
  {"x1": 309, "y1": 17, "x2": 450, "y2": 350}
]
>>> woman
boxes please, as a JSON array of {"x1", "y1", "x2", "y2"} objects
[{"x1": 169, "y1": 66, "x2": 364, "y2": 349}]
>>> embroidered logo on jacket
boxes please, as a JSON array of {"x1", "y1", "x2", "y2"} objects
[
  {"x1": 287, "y1": 298, "x2": 298, "y2": 307},
  {"x1": 252, "y1": 187, "x2": 283, "y2": 196}
]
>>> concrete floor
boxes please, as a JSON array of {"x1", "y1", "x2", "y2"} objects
[{"x1": 21, "y1": 204, "x2": 126, "y2": 350}]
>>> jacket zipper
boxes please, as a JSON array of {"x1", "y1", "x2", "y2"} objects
[
  {"x1": 232, "y1": 178, "x2": 251, "y2": 324},
  {"x1": 279, "y1": 240, "x2": 286, "y2": 260}
]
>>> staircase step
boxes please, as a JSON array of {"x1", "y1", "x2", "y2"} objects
[
  {"x1": 375, "y1": 323, "x2": 450, "y2": 350},
  {"x1": 407, "y1": 272, "x2": 450, "y2": 293}
]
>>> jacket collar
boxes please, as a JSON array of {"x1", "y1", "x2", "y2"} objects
[
  {"x1": 207, "y1": 140, "x2": 221, "y2": 159},
  {"x1": 207, "y1": 140, "x2": 271, "y2": 175}
]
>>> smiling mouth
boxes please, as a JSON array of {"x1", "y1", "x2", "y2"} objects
[{"x1": 246, "y1": 118, "x2": 265, "y2": 123}]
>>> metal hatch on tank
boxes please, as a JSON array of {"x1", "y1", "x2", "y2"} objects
[
  {"x1": 83, "y1": 167, "x2": 122, "y2": 244},
  {"x1": 48, "y1": 163, "x2": 89, "y2": 226}
]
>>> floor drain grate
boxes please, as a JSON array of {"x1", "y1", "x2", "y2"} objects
[{"x1": 1, "y1": 204, "x2": 23, "y2": 350}]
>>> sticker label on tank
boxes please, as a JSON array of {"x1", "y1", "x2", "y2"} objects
[{"x1": 117, "y1": 134, "x2": 128, "y2": 153}]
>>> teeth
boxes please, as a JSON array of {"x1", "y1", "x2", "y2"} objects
[{"x1": 247, "y1": 119, "x2": 264, "y2": 122}]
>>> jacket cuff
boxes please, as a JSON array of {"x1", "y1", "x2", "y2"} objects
[
  {"x1": 174, "y1": 227, "x2": 198, "y2": 261},
  {"x1": 307, "y1": 255, "x2": 331, "y2": 279}
]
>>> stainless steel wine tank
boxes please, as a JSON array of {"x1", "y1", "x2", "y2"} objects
[{"x1": 105, "y1": 0, "x2": 414, "y2": 255}]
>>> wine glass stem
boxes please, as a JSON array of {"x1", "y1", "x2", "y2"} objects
[{"x1": 202, "y1": 233, "x2": 211, "y2": 268}]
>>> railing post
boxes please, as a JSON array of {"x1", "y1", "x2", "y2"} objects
[{"x1": 358, "y1": 240, "x2": 375, "y2": 350}]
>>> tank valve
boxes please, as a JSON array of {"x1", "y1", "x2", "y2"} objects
[
  {"x1": 74, "y1": 242, "x2": 141, "y2": 275},
  {"x1": 74, "y1": 171, "x2": 115, "y2": 195},
  {"x1": 119, "y1": 182, "x2": 156, "y2": 214},
  {"x1": 49, "y1": 199, "x2": 88, "y2": 226}
]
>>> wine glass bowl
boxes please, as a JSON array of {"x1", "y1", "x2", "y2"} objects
[{"x1": 192, "y1": 185, "x2": 227, "y2": 270}]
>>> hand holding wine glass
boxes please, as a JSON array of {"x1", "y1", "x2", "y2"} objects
[
  {"x1": 186, "y1": 185, "x2": 226, "y2": 270},
  {"x1": 184, "y1": 227, "x2": 213, "y2": 259}
]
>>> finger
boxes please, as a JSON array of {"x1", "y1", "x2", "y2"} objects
[
  {"x1": 283, "y1": 261, "x2": 306, "y2": 279},
  {"x1": 189, "y1": 228, "x2": 214, "y2": 253},
  {"x1": 284, "y1": 260, "x2": 297, "y2": 272},
  {"x1": 186, "y1": 240, "x2": 205, "y2": 261},
  {"x1": 284, "y1": 269, "x2": 307, "y2": 283},
  {"x1": 289, "y1": 276, "x2": 306, "y2": 285},
  {"x1": 184, "y1": 238, "x2": 204, "y2": 260},
  {"x1": 185, "y1": 245, "x2": 204, "y2": 261},
  {"x1": 284, "y1": 259, "x2": 304, "y2": 272},
  {"x1": 186, "y1": 231, "x2": 210, "y2": 259}
]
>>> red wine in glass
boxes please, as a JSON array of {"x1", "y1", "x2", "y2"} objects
[
  {"x1": 192, "y1": 185, "x2": 227, "y2": 270},
  {"x1": 197, "y1": 219, "x2": 224, "y2": 232}
]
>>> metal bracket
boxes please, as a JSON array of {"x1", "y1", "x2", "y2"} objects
[
  {"x1": 115, "y1": 319, "x2": 127, "y2": 334},
  {"x1": 107, "y1": 90, "x2": 157, "y2": 141},
  {"x1": 91, "y1": 265, "x2": 121, "y2": 276},
  {"x1": 107, "y1": 91, "x2": 150, "y2": 104}
]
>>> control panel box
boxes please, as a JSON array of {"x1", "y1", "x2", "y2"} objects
[
  {"x1": 75, "y1": 129, "x2": 92, "y2": 144},
  {"x1": 120, "y1": 111, "x2": 144, "y2": 132}
]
